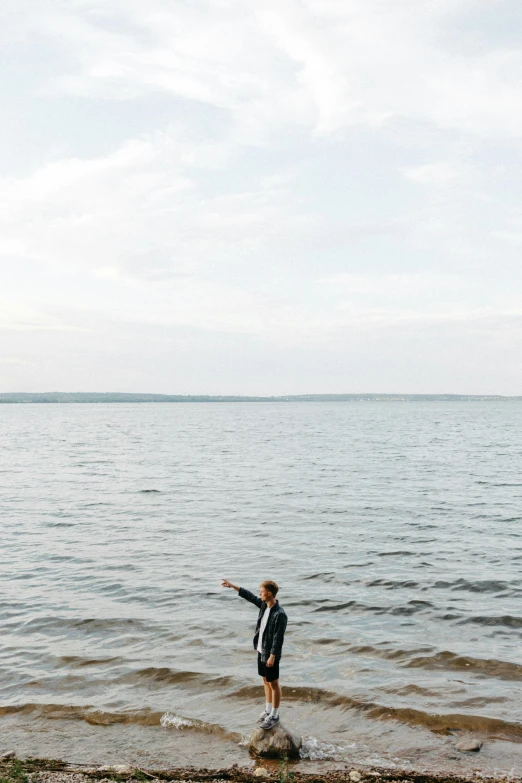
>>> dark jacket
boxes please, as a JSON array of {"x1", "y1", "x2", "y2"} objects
[{"x1": 238, "y1": 587, "x2": 288, "y2": 663}]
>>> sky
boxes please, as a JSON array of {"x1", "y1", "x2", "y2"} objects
[{"x1": 1, "y1": 0, "x2": 522, "y2": 395}]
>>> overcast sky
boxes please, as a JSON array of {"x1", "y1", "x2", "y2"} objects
[{"x1": 1, "y1": 0, "x2": 522, "y2": 395}]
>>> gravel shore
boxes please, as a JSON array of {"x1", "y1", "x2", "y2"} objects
[{"x1": 0, "y1": 757, "x2": 520, "y2": 783}]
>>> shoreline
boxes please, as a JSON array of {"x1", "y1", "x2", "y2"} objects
[{"x1": 1, "y1": 757, "x2": 520, "y2": 783}]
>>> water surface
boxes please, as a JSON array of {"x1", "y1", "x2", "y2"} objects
[{"x1": 0, "y1": 402, "x2": 521, "y2": 776}]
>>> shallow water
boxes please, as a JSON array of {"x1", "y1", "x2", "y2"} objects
[{"x1": 0, "y1": 402, "x2": 521, "y2": 776}]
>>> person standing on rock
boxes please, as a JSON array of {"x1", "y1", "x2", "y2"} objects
[{"x1": 221, "y1": 578, "x2": 287, "y2": 730}]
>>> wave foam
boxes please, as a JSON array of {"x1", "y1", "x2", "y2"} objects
[
  {"x1": 300, "y1": 736, "x2": 346, "y2": 760},
  {"x1": 160, "y1": 712, "x2": 197, "y2": 729}
]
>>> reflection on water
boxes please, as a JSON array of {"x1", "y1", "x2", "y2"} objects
[{"x1": 1, "y1": 401, "x2": 522, "y2": 775}]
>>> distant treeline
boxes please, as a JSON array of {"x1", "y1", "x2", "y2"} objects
[{"x1": 0, "y1": 392, "x2": 517, "y2": 403}]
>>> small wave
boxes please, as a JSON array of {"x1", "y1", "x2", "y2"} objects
[
  {"x1": 458, "y1": 615, "x2": 522, "y2": 629},
  {"x1": 432, "y1": 578, "x2": 517, "y2": 594},
  {"x1": 312, "y1": 599, "x2": 432, "y2": 617},
  {"x1": 17, "y1": 615, "x2": 154, "y2": 637},
  {"x1": 405, "y1": 650, "x2": 522, "y2": 680},
  {"x1": 476, "y1": 481, "x2": 522, "y2": 487},
  {"x1": 0, "y1": 703, "x2": 162, "y2": 726},
  {"x1": 300, "y1": 736, "x2": 346, "y2": 760},
  {"x1": 379, "y1": 684, "x2": 440, "y2": 697},
  {"x1": 159, "y1": 711, "x2": 240, "y2": 742},
  {"x1": 119, "y1": 666, "x2": 236, "y2": 690},
  {"x1": 302, "y1": 572, "x2": 336, "y2": 581},
  {"x1": 364, "y1": 704, "x2": 522, "y2": 741},
  {"x1": 366, "y1": 579, "x2": 420, "y2": 589},
  {"x1": 448, "y1": 695, "x2": 509, "y2": 709},
  {"x1": 59, "y1": 655, "x2": 121, "y2": 668},
  {"x1": 132, "y1": 667, "x2": 202, "y2": 685},
  {"x1": 228, "y1": 685, "x2": 522, "y2": 741},
  {"x1": 160, "y1": 712, "x2": 197, "y2": 729}
]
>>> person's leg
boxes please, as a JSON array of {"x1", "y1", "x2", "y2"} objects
[
  {"x1": 269, "y1": 679, "x2": 280, "y2": 716},
  {"x1": 262, "y1": 676, "x2": 272, "y2": 712},
  {"x1": 258, "y1": 656, "x2": 272, "y2": 716}
]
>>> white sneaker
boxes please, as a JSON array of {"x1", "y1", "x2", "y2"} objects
[
  {"x1": 260, "y1": 714, "x2": 280, "y2": 730},
  {"x1": 258, "y1": 710, "x2": 270, "y2": 723}
]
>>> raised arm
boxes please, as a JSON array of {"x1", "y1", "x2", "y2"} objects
[
  {"x1": 238, "y1": 586, "x2": 263, "y2": 608},
  {"x1": 221, "y1": 579, "x2": 240, "y2": 592},
  {"x1": 221, "y1": 579, "x2": 263, "y2": 608}
]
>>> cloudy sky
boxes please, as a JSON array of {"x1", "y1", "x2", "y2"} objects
[{"x1": 2, "y1": 0, "x2": 522, "y2": 394}]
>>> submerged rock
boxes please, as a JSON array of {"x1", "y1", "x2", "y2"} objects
[
  {"x1": 456, "y1": 738, "x2": 483, "y2": 752},
  {"x1": 249, "y1": 723, "x2": 302, "y2": 759},
  {"x1": 0, "y1": 752, "x2": 16, "y2": 760}
]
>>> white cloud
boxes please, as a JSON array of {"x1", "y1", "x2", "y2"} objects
[
  {"x1": 0, "y1": 302, "x2": 90, "y2": 332},
  {"x1": 2, "y1": 0, "x2": 522, "y2": 391},
  {"x1": 8, "y1": 0, "x2": 522, "y2": 141},
  {"x1": 0, "y1": 130, "x2": 306, "y2": 280},
  {"x1": 402, "y1": 162, "x2": 462, "y2": 187},
  {"x1": 318, "y1": 271, "x2": 463, "y2": 298}
]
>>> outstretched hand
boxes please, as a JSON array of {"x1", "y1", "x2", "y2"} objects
[{"x1": 221, "y1": 579, "x2": 239, "y2": 591}]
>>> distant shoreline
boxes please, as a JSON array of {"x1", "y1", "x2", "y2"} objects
[{"x1": 0, "y1": 392, "x2": 519, "y2": 403}]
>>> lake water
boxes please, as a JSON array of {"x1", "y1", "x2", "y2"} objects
[{"x1": 0, "y1": 402, "x2": 521, "y2": 777}]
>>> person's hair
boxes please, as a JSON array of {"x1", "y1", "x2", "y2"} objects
[{"x1": 261, "y1": 579, "x2": 279, "y2": 597}]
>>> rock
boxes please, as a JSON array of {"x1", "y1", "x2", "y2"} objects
[
  {"x1": 254, "y1": 768, "x2": 271, "y2": 777},
  {"x1": 0, "y1": 752, "x2": 16, "y2": 760},
  {"x1": 456, "y1": 739, "x2": 483, "y2": 753},
  {"x1": 249, "y1": 723, "x2": 302, "y2": 759},
  {"x1": 349, "y1": 772, "x2": 362, "y2": 782}
]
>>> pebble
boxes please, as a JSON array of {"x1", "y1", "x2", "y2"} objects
[
  {"x1": 254, "y1": 769, "x2": 270, "y2": 778},
  {"x1": 0, "y1": 752, "x2": 16, "y2": 760},
  {"x1": 456, "y1": 739, "x2": 483, "y2": 753},
  {"x1": 36, "y1": 774, "x2": 91, "y2": 783},
  {"x1": 349, "y1": 771, "x2": 362, "y2": 782}
]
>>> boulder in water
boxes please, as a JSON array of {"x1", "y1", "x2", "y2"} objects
[
  {"x1": 456, "y1": 738, "x2": 483, "y2": 752},
  {"x1": 249, "y1": 723, "x2": 302, "y2": 759}
]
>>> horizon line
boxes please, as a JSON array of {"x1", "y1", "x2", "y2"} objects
[{"x1": 0, "y1": 391, "x2": 520, "y2": 401}]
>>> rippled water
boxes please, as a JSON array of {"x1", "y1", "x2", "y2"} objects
[{"x1": 1, "y1": 402, "x2": 521, "y2": 776}]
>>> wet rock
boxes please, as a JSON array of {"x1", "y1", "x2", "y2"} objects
[
  {"x1": 349, "y1": 772, "x2": 362, "y2": 782},
  {"x1": 456, "y1": 739, "x2": 483, "y2": 752},
  {"x1": 249, "y1": 723, "x2": 302, "y2": 759},
  {"x1": 0, "y1": 752, "x2": 16, "y2": 760}
]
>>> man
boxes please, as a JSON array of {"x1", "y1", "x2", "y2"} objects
[{"x1": 221, "y1": 578, "x2": 287, "y2": 730}]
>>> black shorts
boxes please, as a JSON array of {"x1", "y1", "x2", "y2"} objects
[{"x1": 258, "y1": 653, "x2": 280, "y2": 682}]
